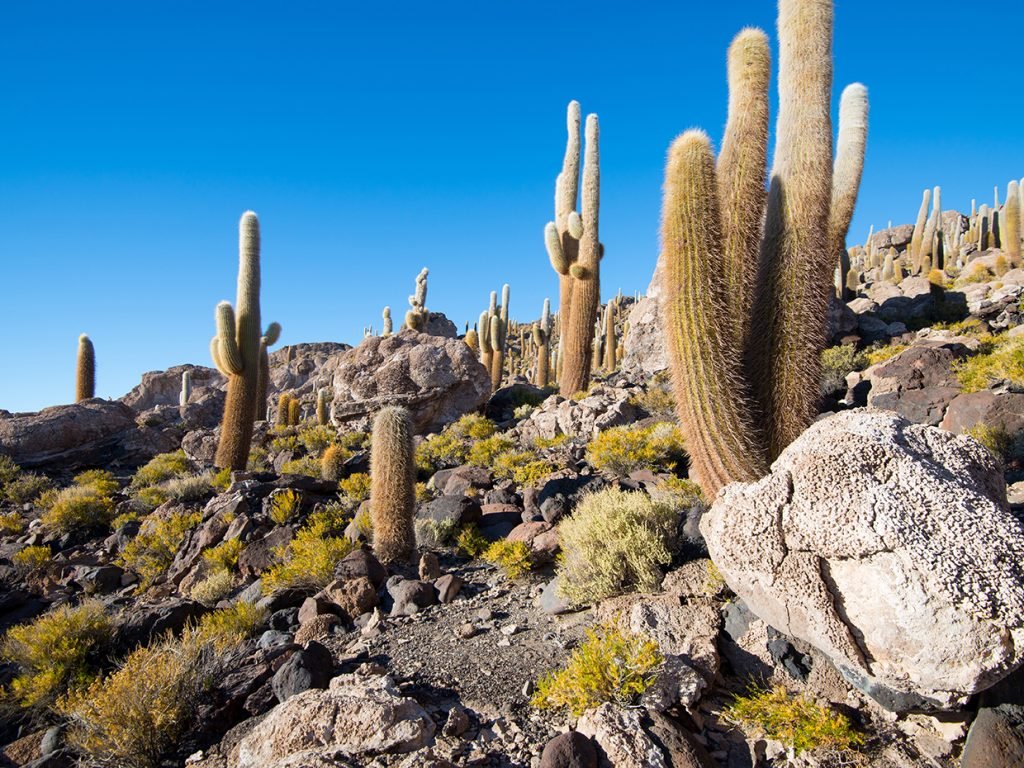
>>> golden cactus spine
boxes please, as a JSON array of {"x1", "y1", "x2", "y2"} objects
[
  {"x1": 210, "y1": 212, "x2": 279, "y2": 469},
  {"x1": 544, "y1": 103, "x2": 602, "y2": 396},
  {"x1": 1006, "y1": 181, "x2": 1021, "y2": 267},
  {"x1": 370, "y1": 406, "x2": 416, "y2": 564},
  {"x1": 316, "y1": 389, "x2": 329, "y2": 426},
  {"x1": 602, "y1": 301, "x2": 616, "y2": 373},
  {"x1": 76, "y1": 334, "x2": 95, "y2": 402}
]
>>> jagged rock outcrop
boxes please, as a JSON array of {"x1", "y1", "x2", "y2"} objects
[
  {"x1": 328, "y1": 329, "x2": 489, "y2": 434},
  {"x1": 702, "y1": 410, "x2": 1024, "y2": 710},
  {"x1": 120, "y1": 364, "x2": 225, "y2": 412},
  {"x1": 513, "y1": 384, "x2": 641, "y2": 443}
]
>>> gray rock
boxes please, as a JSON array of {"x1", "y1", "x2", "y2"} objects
[
  {"x1": 388, "y1": 579, "x2": 437, "y2": 616},
  {"x1": 329, "y1": 329, "x2": 490, "y2": 433},
  {"x1": 538, "y1": 577, "x2": 574, "y2": 615},
  {"x1": 961, "y1": 706, "x2": 1024, "y2": 768},
  {"x1": 577, "y1": 704, "x2": 668, "y2": 768},
  {"x1": 418, "y1": 495, "x2": 482, "y2": 529},
  {"x1": 865, "y1": 340, "x2": 973, "y2": 425},
  {"x1": 433, "y1": 574, "x2": 463, "y2": 603},
  {"x1": 540, "y1": 731, "x2": 598, "y2": 768},
  {"x1": 271, "y1": 642, "x2": 334, "y2": 702},
  {"x1": 703, "y1": 410, "x2": 1024, "y2": 710},
  {"x1": 334, "y1": 549, "x2": 388, "y2": 590}
]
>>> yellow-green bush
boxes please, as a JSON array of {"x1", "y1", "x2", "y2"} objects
[
  {"x1": 279, "y1": 456, "x2": 322, "y2": 478},
  {"x1": 117, "y1": 510, "x2": 202, "y2": 590},
  {"x1": 0, "y1": 455, "x2": 20, "y2": 487},
  {"x1": 339, "y1": 472, "x2": 371, "y2": 501},
  {"x1": 456, "y1": 524, "x2": 490, "y2": 558},
  {"x1": 211, "y1": 467, "x2": 232, "y2": 492},
  {"x1": 655, "y1": 476, "x2": 705, "y2": 507},
  {"x1": 111, "y1": 510, "x2": 142, "y2": 530},
  {"x1": 160, "y1": 473, "x2": 215, "y2": 503},
  {"x1": 483, "y1": 540, "x2": 533, "y2": 580},
  {"x1": 58, "y1": 635, "x2": 206, "y2": 768},
  {"x1": 0, "y1": 511, "x2": 24, "y2": 536},
  {"x1": 203, "y1": 538, "x2": 243, "y2": 573},
  {"x1": 246, "y1": 447, "x2": 271, "y2": 472},
  {"x1": 269, "y1": 489, "x2": 301, "y2": 525},
  {"x1": 955, "y1": 335, "x2": 1024, "y2": 393},
  {"x1": 297, "y1": 424, "x2": 336, "y2": 454},
  {"x1": 0, "y1": 456, "x2": 52, "y2": 505},
  {"x1": 864, "y1": 343, "x2": 908, "y2": 367},
  {"x1": 492, "y1": 451, "x2": 557, "y2": 486},
  {"x1": 131, "y1": 451, "x2": 190, "y2": 490},
  {"x1": 531, "y1": 622, "x2": 663, "y2": 716},
  {"x1": 269, "y1": 434, "x2": 299, "y2": 454},
  {"x1": 42, "y1": 484, "x2": 117, "y2": 534},
  {"x1": 958, "y1": 261, "x2": 993, "y2": 285},
  {"x1": 190, "y1": 570, "x2": 234, "y2": 605},
  {"x1": 415, "y1": 517, "x2": 457, "y2": 548},
  {"x1": 195, "y1": 601, "x2": 268, "y2": 650},
  {"x1": 532, "y1": 434, "x2": 569, "y2": 450},
  {"x1": 965, "y1": 423, "x2": 1017, "y2": 462},
  {"x1": 820, "y1": 344, "x2": 868, "y2": 394},
  {"x1": 262, "y1": 524, "x2": 355, "y2": 593},
  {"x1": 415, "y1": 432, "x2": 467, "y2": 475},
  {"x1": 585, "y1": 423, "x2": 686, "y2": 476},
  {"x1": 628, "y1": 386, "x2": 676, "y2": 417},
  {"x1": 12, "y1": 544, "x2": 51, "y2": 574},
  {"x1": 557, "y1": 488, "x2": 677, "y2": 606},
  {"x1": 467, "y1": 435, "x2": 516, "y2": 467},
  {"x1": 2, "y1": 600, "x2": 112, "y2": 711},
  {"x1": 450, "y1": 413, "x2": 497, "y2": 440},
  {"x1": 348, "y1": 507, "x2": 373, "y2": 542},
  {"x1": 723, "y1": 685, "x2": 864, "y2": 755}
]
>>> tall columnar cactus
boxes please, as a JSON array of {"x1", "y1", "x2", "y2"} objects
[
  {"x1": 829, "y1": 84, "x2": 868, "y2": 297},
  {"x1": 179, "y1": 370, "x2": 192, "y2": 409},
  {"x1": 255, "y1": 323, "x2": 282, "y2": 421},
  {"x1": 287, "y1": 398, "x2": 301, "y2": 426},
  {"x1": 533, "y1": 298, "x2": 552, "y2": 387},
  {"x1": 544, "y1": 103, "x2": 602, "y2": 396},
  {"x1": 1006, "y1": 181, "x2": 1022, "y2": 267},
  {"x1": 382, "y1": 307, "x2": 393, "y2": 337},
  {"x1": 979, "y1": 204, "x2": 991, "y2": 250},
  {"x1": 316, "y1": 389, "x2": 329, "y2": 426},
  {"x1": 210, "y1": 212, "x2": 279, "y2": 469},
  {"x1": 663, "y1": 0, "x2": 868, "y2": 494},
  {"x1": 276, "y1": 393, "x2": 290, "y2": 427},
  {"x1": 370, "y1": 406, "x2": 416, "y2": 564},
  {"x1": 76, "y1": 334, "x2": 95, "y2": 402},
  {"x1": 405, "y1": 268, "x2": 429, "y2": 331},
  {"x1": 488, "y1": 284, "x2": 510, "y2": 391},
  {"x1": 910, "y1": 188, "x2": 931, "y2": 273},
  {"x1": 602, "y1": 301, "x2": 617, "y2": 373}
]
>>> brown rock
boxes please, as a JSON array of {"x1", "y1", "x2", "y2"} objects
[{"x1": 324, "y1": 576, "x2": 378, "y2": 618}]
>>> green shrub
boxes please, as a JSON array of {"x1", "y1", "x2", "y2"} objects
[
  {"x1": 131, "y1": 451, "x2": 190, "y2": 490},
  {"x1": 533, "y1": 434, "x2": 569, "y2": 450},
  {"x1": 339, "y1": 472, "x2": 371, "y2": 501},
  {"x1": 467, "y1": 435, "x2": 515, "y2": 467},
  {"x1": 628, "y1": 386, "x2": 676, "y2": 417},
  {"x1": 12, "y1": 544, "x2": 51, "y2": 573},
  {"x1": 557, "y1": 488, "x2": 677, "y2": 606},
  {"x1": 111, "y1": 510, "x2": 142, "y2": 530},
  {"x1": 483, "y1": 540, "x2": 533, "y2": 580},
  {"x1": 531, "y1": 622, "x2": 663, "y2": 716},
  {"x1": 415, "y1": 432, "x2": 467, "y2": 475},
  {"x1": 0, "y1": 511, "x2": 24, "y2": 536},
  {"x1": 246, "y1": 447, "x2": 271, "y2": 472},
  {"x1": 456, "y1": 524, "x2": 490, "y2": 558},
  {"x1": 336, "y1": 431, "x2": 370, "y2": 451},
  {"x1": 160, "y1": 473, "x2": 215, "y2": 503},
  {"x1": 2, "y1": 600, "x2": 112, "y2": 711},
  {"x1": 586, "y1": 423, "x2": 687, "y2": 476},
  {"x1": 864, "y1": 344, "x2": 907, "y2": 367},
  {"x1": 269, "y1": 434, "x2": 299, "y2": 454},
  {"x1": 269, "y1": 489, "x2": 301, "y2": 525},
  {"x1": 203, "y1": 538, "x2": 243, "y2": 573},
  {"x1": 492, "y1": 451, "x2": 557, "y2": 486},
  {"x1": 297, "y1": 425, "x2": 336, "y2": 455},
  {"x1": 955, "y1": 335, "x2": 1024, "y2": 393},
  {"x1": 965, "y1": 423, "x2": 1018, "y2": 462},
  {"x1": 262, "y1": 525, "x2": 356, "y2": 593},
  {"x1": 723, "y1": 685, "x2": 864, "y2": 755},
  {"x1": 117, "y1": 510, "x2": 202, "y2": 590},
  {"x1": 0, "y1": 455, "x2": 20, "y2": 487},
  {"x1": 3, "y1": 472, "x2": 52, "y2": 505},
  {"x1": 450, "y1": 414, "x2": 497, "y2": 440},
  {"x1": 58, "y1": 635, "x2": 206, "y2": 768},
  {"x1": 211, "y1": 467, "x2": 232, "y2": 492},
  {"x1": 42, "y1": 484, "x2": 117, "y2": 534},
  {"x1": 820, "y1": 344, "x2": 868, "y2": 395},
  {"x1": 279, "y1": 456, "x2": 322, "y2": 478},
  {"x1": 74, "y1": 470, "x2": 120, "y2": 497},
  {"x1": 195, "y1": 601, "x2": 268, "y2": 650},
  {"x1": 414, "y1": 518, "x2": 457, "y2": 548},
  {"x1": 958, "y1": 261, "x2": 993, "y2": 285},
  {"x1": 190, "y1": 570, "x2": 234, "y2": 605}
]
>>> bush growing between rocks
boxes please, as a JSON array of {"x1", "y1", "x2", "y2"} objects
[
  {"x1": 339, "y1": 472, "x2": 371, "y2": 501},
  {"x1": 211, "y1": 467, "x2": 232, "y2": 492},
  {"x1": 11, "y1": 544, "x2": 50, "y2": 574},
  {"x1": 955, "y1": 334, "x2": 1024, "y2": 393},
  {"x1": 190, "y1": 570, "x2": 234, "y2": 605},
  {"x1": 58, "y1": 635, "x2": 208, "y2": 768},
  {"x1": 160, "y1": 473, "x2": 215, "y2": 503},
  {"x1": 863, "y1": 343, "x2": 908, "y2": 367},
  {"x1": 557, "y1": 488, "x2": 677, "y2": 606},
  {"x1": 117, "y1": 509, "x2": 202, "y2": 590},
  {"x1": 467, "y1": 435, "x2": 516, "y2": 467},
  {"x1": 269, "y1": 489, "x2": 301, "y2": 525},
  {"x1": 965, "y1": 422, "x2": 1021, "y2": 463},
  {"x1": 262, "y1": 518, "x2": 355, "y2": 593},
  {"x1": 820, "y1": 344, "x2": 868, "y2": 395},
  {"x1": 415, "y1": 517, "x2": 458, "y2": 548},
  {"x1": 531, "y1": 622, "x2": 662, "y2": 716},
  {"x1": 585, "y1": 423, "x2": 687, "y2": 476},
  {"x1": 131, "y1": 451, "x2": 190, "y2": 490},
  {"x1": 450, "y1": 413, "x2": 497, "y2": 440},
  {"x1": 628, "y1": 383, "x2": 676, "y2": 418},
  {"x1": 0, "y1": 511, "x2": 24, "y2": 535},
  {"x1": 1, "y1": 468, "x2": 51, "y2": 505},
  {"x1": 483, "y1": 540, "x2": 534, "y2": 580},
  {"x1": 492, "y1": 451, "x2": 557, "y2": 487},
  {"x1": 41, "y1": 470, "x2": 120, "y2": 534},
  {"x1": 456, "y1": 524, "x2": 490, "y2": 558},
  {"x1": 279, "y1": 456, "x2": 322, "y2": 478},
  {"x1": 1, "y1": 599, "x2": 112, "y2": 711},
  {"x1": 203, "y1": 538, "x2": 243, "y2": 573},
  {"x1": 195, "y1": 601, "x2": 268, "y2": 650},
  {"x1": 297, "y1": 424, "x2": 336, "y2": 454},
  {"x1": 723, "y1": 685, "x2": 863, "y2": 756}
]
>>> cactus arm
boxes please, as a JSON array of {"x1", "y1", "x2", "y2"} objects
[
  {"x1": 215, "y1": 302, "x2": 244, "y2": 375},
  {"x1": 263, "y1": 322, "x2": 281, "y2": 346}
]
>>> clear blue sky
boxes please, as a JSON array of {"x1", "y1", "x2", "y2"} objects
[{"x1": 2, "y1": 1, "x2": 1021, "y2": 412}]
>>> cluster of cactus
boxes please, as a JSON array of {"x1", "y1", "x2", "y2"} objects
[
  {"x1": 404, "y1": 268, "x2": 430, "y2": 331},
  {"x1": 370, "y1": 406, "x2": 416, "y2": 563},
  {"x1": 210, "y1": 212, "x2": 281, "y2": 470},
  {"x1": 276, "y1": 393, "x2": 301, "y2": 427},
  {"x1": 662, "y1": 0, "x2": 869, "y2": 496},
  {"x1": 478, "y1": 285, "x2": 510, "y2": 391},
  {"x1": 76, "y1": 334, "x2": 95, "y2": 402},
  {"x1": 543, "y1": 101, "x2": 603, "y2": 396}
]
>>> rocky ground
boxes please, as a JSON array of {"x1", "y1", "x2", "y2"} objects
[{"x1": 1, "y1": 220, "x2": 1023, "y2": 767}]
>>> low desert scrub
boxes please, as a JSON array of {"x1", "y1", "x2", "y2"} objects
[
  {"x1": 586, "y1": 423, "x2": 686, "y2": 476},
  {"x1": 415, "y1": 432, "x2": 467, "y2": 475},
  {"x1": 1, "y1": 599, "x2": 112, "y2": 711},
  {"x1": 58, "y1": 635, "x2": 208, "y2": 768},
  {"x1": 628, "y1": 385, "x2": 676, "y2": 417},
  {"x1": 279, "y1": 456, "x2": 322, "y2": 478},
  {"x1": 483, "y1": 540, "x2": 533, "y2": 580},
  {"x1": 531, "y1": 622, "x2": 663, "y2": 716},
  {"x1": 41, "y1": 470, "x2": 120, "y2": 534},
  {"x1": 130, "y1": 451, "x2": 190, "y2": 490},
  {"x1": 532, "y1": 434, "x2": 569, "y2": 450},
  {"x1": 955, "y1": 334, "x2": 1024, "y2": 393},
  {"x1": 958, "y1": 261, "x2": 994, "y2": 285},
  {"x1": 195, "y1": 601, "x2": 268, "y2": 650},
  {"x1": 268, "y1": 488, "x2": 302, "y2": 525},
  {"x1": 262, "y1": 517, "x2": 355, "y2": 593},
  {"x1": 863, "y1": 343, "x2": 908, "y2": 367},
  {"x1": 820, "y1": 344, "x2": 868, "y2": 395},
  {"x1": 190, "y1": 570, "x2": 234, "y2": 605},
  {"x1": 456, "y1": 524, "x2": 490, "y2": 558},
  {"x1": 449, "y1": 413, "x2": 497, "y2": 440},
  {"x1": 965, "y1": 423, "x2": 1020, "y2": 462},
  {"x1": 0, "y1": 511, "x2": 24, "y2": 536},
  {"x1": 211, "y1": 467, "x2": 233, "y2": 492},
  {"x1": 723, "y1": 685, "x2": 864, "y2": 756},
  {"x1": 557, "y1": 488, "x2": 677, "y2": 606},
  {"x1": 0, "y1": 456, "x2": 52, "y2": 505},
  {"x1": 12, "y1": 544, "x2": 51, "y2": 574},
  {"x1": 117, "y1": 509, "x2": 202, "y2": 590},
  {"x1": 415, "y1": 517, "x2": 458, "y2": 548},
  {"x1": 492, "y1": 451, "x2": 557, "y2": 487},
  {"x1": 202, "y1": 538, "x2": 243, "y2": 573},
  {"x1": 297, "y1": 424, "x2": 336, "y2": 455},
  {"x1": 467, "y1": 435, "x2": 516, "y2": 467},
  {"x1": 339, "y1": 472, "x2": 371, "y2": 501},
  {"x1": 160, "y1": 473, "x2": 215, "y2": 503}
]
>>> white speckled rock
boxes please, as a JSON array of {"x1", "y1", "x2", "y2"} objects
[
  {"x1": 577, "y1": 704, "x2": 667, "y2": 768},
  {"x1": 701, "y1": 410, "x2": 1024, "y2": 710}
]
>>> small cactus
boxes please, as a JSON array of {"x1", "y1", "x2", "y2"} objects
[
  {"x1": 910, "y1": 189, "x2": 931, "y2": 272},
  {"x1": 276, "y1": 393, "x2": 290, "y2": 427},
  {"x1": 76, "y1": 334, "x2": 95, "y2": 402},
  {"x1": 316, "y1": 389, "x2": 329, "y2": 426},
  {"x1": 405, "y1": 268, "x2": 429, "y2": 331},
  {"x1": 534, "y1": 298, "x2": 552, "y2": 387},
  {"x1": 287, "y1": 398, "x2": 301, "y2": 426},
  {"x1": 321, "y1": 444, "x2": 348, "y2": 482},
  {"x1": 255, "y1": 323, "x2": 282, "y2": 421},
  {"x1": 179, "y1": 370, "x2": 192, "y2": 409},
  {"x1": 370, "y1": 406, "x2": 416, "y2": 564},
  {"x1": 465, "y1": 327, "x2": 479, "y2": 353},
  {"x1": 602, "y1": 301, "x2": 616, "y2": 373},
  {"x1": 382, "y1": 306, "x2": 393, "y2": 337}
]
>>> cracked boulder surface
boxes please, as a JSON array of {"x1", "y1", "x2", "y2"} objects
[{"x1": 701, "y1": 409, "x2": 1024, "y2": 711}]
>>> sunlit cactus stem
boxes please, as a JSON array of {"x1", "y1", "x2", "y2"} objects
[
  {"x1": 910, "y1": 189, "x2": 931, "y2": 273},
  {"x1": 179, "y1": 370, "x2": 192, "y2": 409},
  {"x1": 382, "y1": 307, "x2": 393, "y2": 337},
  {"x1": 602, "y1": 301, "x2": 616, "y2": 373},
  {"x1": 76, "y1": 334, "x2": 95, "y2": 402},
  {"x1": 1006, "y1": 181, "x2": 1022, "y2": 267},
  {"x1": 255, "y1": 322, "x2": 281, "y2": 421},
  {"x1": 534, "y1": 298, "x2": 552, "y2": 387},
  {"x1": 828, "y1": 83, "x2": 868, "y2": 299},
  {"x1": 370, "y1": 406, "x2": 416, "y2": 564},
  {"x1": 316, "y1": 389, "x2": 329, "y2": 426},
  {"x1": 404, "y1": 268, "x2": 429, "y2": 331},
  {"x1": 287, "y1": 398, "x2": 300, "y2": 426}
]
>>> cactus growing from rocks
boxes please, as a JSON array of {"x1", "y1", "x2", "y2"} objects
[
  {"x1": 404, "y1": 268, "x2": 429, "y2": 331},
  {"x1": 316, "y1": 389, "x2": 329, "y2": 426},
  {"x1": 75, "y1": 334, "x2": 95, "y2": 402},
  {"x1": 662, "y1": 0, "x2": 869, "y2": 494},
  {"x1": 210, "y1": 212, "x2": 279, "y2": 470},
  {"x1": 602, "y1": 301, "x2": 617, "y2": 373},
  {"x1": 464, "y1": 327, "x2": 479, "y2": 354},
  {"x1": 255, "y1": 323, "x2": 282, "y2": 421},
  {"x1": 179, "y1": 370, "x2": 192, "y2": 409},
  {"x1": 910, "y1": 188, "x2": 931, "y2": 272},
  {"x1": 287, "y1": 398, "x2": 301, "y2": 426},
  {"x1": 382, "y1": 306, "x2": 393, "y2": 337},
  {"x1": 829, "y1": 84, "x2": 869, "y2": 295},
  {"x1": 1006, "y1": 181, "x2": 1021, "y2": 267},
  {"x1": 533, "y1": 298, "x2": 552, "y2": 387},
  {"x1": 488, "y1": 284, "x2": 510, "y2": 392},
  {"x1": 544, "y1": 102, "x2": 602, "y2": 396},
  {"x1": 370, "y1": 406, "x2": 416, "y2": 564}
]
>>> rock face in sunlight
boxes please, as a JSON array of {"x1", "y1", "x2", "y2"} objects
[
  {"x1": 329, "y1": 328, "x2": 490, "y2": 433},
  {"x1": 703, "y1": 409, "x2": 1024, "y2": 711}
]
